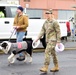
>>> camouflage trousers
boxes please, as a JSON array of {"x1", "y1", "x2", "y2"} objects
[{"x1": 44, "y1": 41, "x2": 58, "y2": 66}]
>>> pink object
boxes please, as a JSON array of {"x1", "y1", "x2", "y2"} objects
[
  {"x1": 55, "y1": 43, "x2": 64, "y2": 52},
  {"x1": 17, "y1": 42, "x2": 22, "y2": 49}
]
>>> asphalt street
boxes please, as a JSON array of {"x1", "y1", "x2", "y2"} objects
[{"x1": 0, "y1": 49, "x2": 76, "y2": 75}]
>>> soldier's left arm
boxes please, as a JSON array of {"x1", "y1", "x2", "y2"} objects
[{"x1": 53, "y1": 21, "x2": 61, "y2": 43}]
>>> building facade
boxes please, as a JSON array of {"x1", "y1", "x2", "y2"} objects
[
  {"x1": 0, "y1": 0, "x2": 75, "y2": 20},
  {"x1": 19, "y1": 0, "x2": 76, "y2": 20},
  {"x1": 0, "y1": 0, "x2": 76, "y2": 19}
]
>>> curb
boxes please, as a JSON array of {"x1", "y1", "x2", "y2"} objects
[
  {"x1": 0, "y1": 51, "x2": 4, "y2": 54},
  {"x1": 0, "y1": 48, "x2": 76, "y2": 54},
  {"x1": 65, "y1": 48, "x2": 76, "y2": 50},
  {"x1": 33, "y1": 47, "x2": 76, "y2": 52}
]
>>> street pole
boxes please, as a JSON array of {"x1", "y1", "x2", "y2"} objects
[{"x1": 72, "y1": 6, "x2": 76, "y2": 41}]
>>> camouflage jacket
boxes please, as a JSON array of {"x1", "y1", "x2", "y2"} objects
[{"x1": 38, "y1": 19, "x2": 61, "y2": 43}]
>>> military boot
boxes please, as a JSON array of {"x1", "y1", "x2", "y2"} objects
[
  {"x1": 40, "y1": 65, "x2": 48, "y2": 72},
  {"x1": 50, "y1": 64, "x2": 59, "y2": 72}
]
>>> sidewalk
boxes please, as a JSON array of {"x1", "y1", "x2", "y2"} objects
[
  {"x1": 62, "y1": 36, "x2": 76, "y2": 50},
  {"x1": 63, "y1": 41, "x2": 76, "y2": 50}
]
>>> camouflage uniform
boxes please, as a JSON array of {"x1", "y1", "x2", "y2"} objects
[{"x1": 38, "y1": 19, "x2": 61, "y2": 66}]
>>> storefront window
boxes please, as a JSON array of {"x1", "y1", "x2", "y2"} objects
[
  {"x1": 10, "y1": 7, "x2": 17, "y2": 17},
  {"x1": 24, "y1": 0, "x2": 30, "y2": 2}
]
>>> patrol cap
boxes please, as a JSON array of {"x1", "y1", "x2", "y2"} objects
[{"x1": 45, "y1": 9, "x2": 53, "y2": 14}]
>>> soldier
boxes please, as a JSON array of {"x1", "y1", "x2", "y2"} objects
[{"x1": 34, "y1": 9, "x2": 61, "y2": 72}]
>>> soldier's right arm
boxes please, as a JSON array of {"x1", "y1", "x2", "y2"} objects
[{"x1": 37, "y1": 23, "x2": 45, "y2": 40}]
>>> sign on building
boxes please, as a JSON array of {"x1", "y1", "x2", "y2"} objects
[{"x1": 7, "y1": 0, "x2": 19, "y2": 5}]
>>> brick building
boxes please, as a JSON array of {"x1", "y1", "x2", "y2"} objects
[{"x1": 19, "y1": 0, "x2": 76, "y2": 20}]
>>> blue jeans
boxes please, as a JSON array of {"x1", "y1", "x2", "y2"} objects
[
  {"x1": 16, "y1": 32, "x2": 25, "y2": 42},
  {"x1": 16, "y1": 32, "x2": 25, "y2": 57}
]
